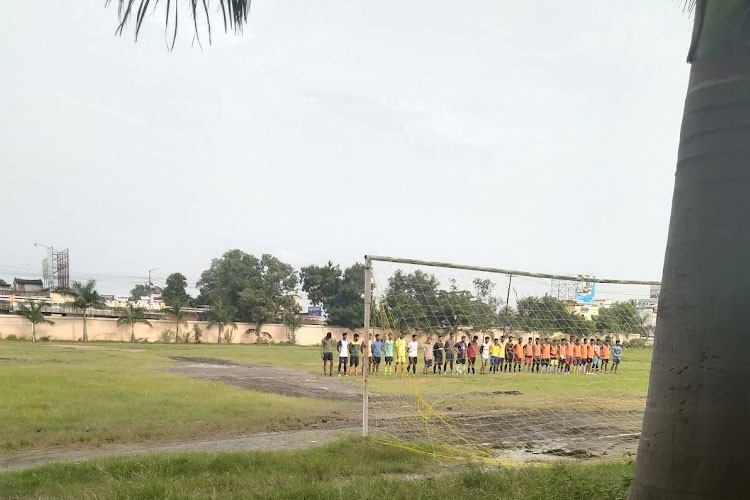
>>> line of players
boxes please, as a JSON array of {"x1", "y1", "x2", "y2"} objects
[{"x1": 320, "y1": 331, "x2": 623, "y2": 377}]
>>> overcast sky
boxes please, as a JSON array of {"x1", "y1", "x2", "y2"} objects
[{"x1": 0, "y1": 1, "x2": 693, "y2": 296}]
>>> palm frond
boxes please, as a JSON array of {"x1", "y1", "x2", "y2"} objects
[{"x1": 105, "y1": 0, "x2": 251, "y2": 49}]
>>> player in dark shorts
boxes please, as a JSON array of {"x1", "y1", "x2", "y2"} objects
[
  {"x1": 370, "y1": 333, "x2": 383, "y2": 375},
  {"x1": 433, "y1": 335, "x2": 444, "y2": 374},
  {"x1": 456, "y1": 335, "x2": 468, "y2": 374},
  {"x1": 443, "y1": 332, "x2": 456, "y2": 375},
  {"x1": 348, "y1": 333, "x2": 361, "y2": 375},
  {"x1": 467, "y1": 335, "x2": 479, "y2": 375},
  {"x1": 504, "y1": 337, "x2": 514, "y2": 372}
]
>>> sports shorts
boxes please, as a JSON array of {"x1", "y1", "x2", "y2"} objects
[
  {"x1": 339, "y1": 356, "x2": 348, "y2": 365},
  {"x1": 408, "y1": 356, "x2": 418, "y2": 363},
  {"x1": 533, "y1": 356, "x2": 541, "y2": 363},
  {"x1": 424, "y1": 359, "x2": 433, "y2": 367},
  {"x1": 434, "y1": 356, "x2": 443, "y2": 364},
  {"x1": 602, "y1": 358, "x2": 610, "y2": 363},
  {"x1": 542, "y1": 358, "x2": 550, "y2": 364},
  {"x1": 490, "y1": 356, "x2": 498, "y2": 365},
  {"x1": 524, "y1": 356, "x2": 533, "y2": 364},
  {"x1": 481, "y1": 356, "x2": 489, "y2": 363},
  {"x1": 396, "y1": 355, "x2": 406, "y2": 364},
  {"x1": 565, "y1": 356, "x2": 573, "y2": 365},
  {"x1": 385, "y1": 356, "x2": 394, "y2": 363},
  {"x1": 613, "y1": 357, "x2": 620, "y2": 364},
  {"x1": 457, "y1": 358, "x2": 466, "y2": 365},
  {"x1": 574, "y1": 357, "x2": 582, "y2": 365},
  {"x1": 373, "y1": 356, "x2": 382, "y2": 364},
  {"x1": 323, "y1": 352, "x2": 333, "y2": 361},
  {"x1": 586, "y1": 358, "x2": 593, "y2": 364},
  {"x1": 468, "y1": 356, "x2": 476, "y2": 363},
  {"x1": 550, "y1": 358, "x2": 559, "y2": 366},
  {"x1": 349, "y1": 356, "x2": 359, "y2": 367}
]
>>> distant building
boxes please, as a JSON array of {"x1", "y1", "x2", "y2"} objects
[
  {"x1": 636, "y1": 298, "x2": 658, "y2": 332},
  {"x1": 0, "y1": 279, "x2": 11, "y2": 296},
  {"x1": 12, "y1": 278, "x2": 48, "y2": 298}
]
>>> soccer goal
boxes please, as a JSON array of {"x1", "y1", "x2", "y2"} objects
[{"x1": 361, "y1": 255, "x2": 659, "y2": 463}]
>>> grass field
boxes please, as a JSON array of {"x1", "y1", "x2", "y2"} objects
[
  {"x1": 0, "y1": 340, "x2": 648, "y2": 499},
  {"x1": 0, "y1": 341, "x2": 651, "y2": 452},
  {"x1": 0, "y1": 341, "x2": 353, "y2": 452},
  {"x1": 0, "y1": 437, "x2": 634, "y2": 500}
]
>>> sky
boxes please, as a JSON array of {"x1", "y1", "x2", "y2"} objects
[{"x1": 0, "y1": 1, "x2": 694, "y2": 296}]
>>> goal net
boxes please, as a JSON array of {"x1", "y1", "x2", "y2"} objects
[{"x1": 363, "y1": 256, "x2": 658, "y2": 464}]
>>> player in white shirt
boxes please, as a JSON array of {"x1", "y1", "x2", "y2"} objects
[
  {"x1": 407, "y1": 334, "x2": 420, "y2": 375},
  {"x1": 337, "y1": 332, "x2": 350, "y2": 377}
]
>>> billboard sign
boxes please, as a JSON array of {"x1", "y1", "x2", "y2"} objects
[{"x1": 575, "y1": 276, "x2": 596, "y2": 304}]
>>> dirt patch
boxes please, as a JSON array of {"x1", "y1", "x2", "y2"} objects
[
  {"x1": 0, "y1": 427, "x2": 358, "y2": 472},
  {"x1": 165, "y1": 357, "x2": 362, "y2": 401}
]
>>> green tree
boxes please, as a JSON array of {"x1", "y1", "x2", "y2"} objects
[
  {"x1": 167, "y1": 303, "x2": 189, "y2": 343},
  {"x1": 383, "y1": 270, "x2": 442, "y2": 332},
  {"x1": 16, "y1": 301, "x2": 54, "y2": 342},
  {"x1": 516, "y1": 295, "x2": 593, "y2": 337},
  {"x1": 632, "y1": 4, "x2": 750, "y2": 497},
  {"x1": 70, "y1": 280, "x2": 105, "y2": 342},
  {"x1": 107, "y1": 0, "x2": 250, "y2": 50},
  {"x1": 282, "y1": 310, "x2": 303, "y2": 345},
  {"x1": 300, "y1": 262, "x2": 365, "y2": 329},
  {"x1": 206, "y1": 300, "x2": 236, "y2": 345},
  {"x1": 197, "y1": 250, "x2": 298, "y2": 331},
  {"x1": 326, "y1": 264, "x2": 366, "y2": 329},
  {"x1": 162, "y1": 273, "x2": 191, "y2": 307},
  {"x1": 300, "y1": 262, "x2": 341, "y2": 306},
  {"x1": 594, "y1": 301, "x2": 646, "y2": 336},
  {"x1": 129, "y1": 283, "x2": 160, "y2": 301},
  {"x1": 117, "y1": 303, "x2": 152, "y2": 343}
]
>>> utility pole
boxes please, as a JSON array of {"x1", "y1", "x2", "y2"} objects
[
  {"x1": 505, "y1": 274, "x2": 513, "y2": 311},
  {"x1": 147, "y1": 268, "x2": 159, "y2": 304}
]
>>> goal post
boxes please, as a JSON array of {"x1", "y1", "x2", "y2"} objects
[{"x1": 362, "y1": 254, "x2": 659, "y2": 463}]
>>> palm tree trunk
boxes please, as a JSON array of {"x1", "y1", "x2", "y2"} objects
[
  {"x1": 31, "y1": 323, "x2": 36, "y2": 343},
  {"x1": 630, "y1": 2, "x2": 750, "y2": 498},
  {"x1": 131, "y1": 324, "x2": 136, "y2": 343},
  {"x1": 82, "y1": 313, "x2": 88, "y2": 342},
  {"x1": 217, "y1": 325, "x2": 223, "y2": 344}
]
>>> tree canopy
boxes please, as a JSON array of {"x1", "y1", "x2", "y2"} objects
[
  {"x1": 197, "y1": 250, "x2": 298, "y2": 327},
  {"x1": 300, "y1": 262, "x2": 365, "y2": 329},
  {"x1": 162, "y1": 273, "x2": 191, "y2": 307}
]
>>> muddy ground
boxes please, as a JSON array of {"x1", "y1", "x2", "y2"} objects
[{"x1": 2, "y1": 357, "x2": 642, "y2": 471}]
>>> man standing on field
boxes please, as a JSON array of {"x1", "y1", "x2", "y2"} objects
[
  {"x1": 423, "y1": 336, "x2": 434, "y2": 374},
  {"x1": 337, "y1": 332, "x2": 350, "y2": 377},
  {"x1": 348, "y1": 333, "x2": 362, "y2": 376},
  {"x1": 371, "y1": 333, "x2": 383, "y2": 375},
  {"x1": 394, "y1": 333, "x2": 407, "y2": 374},
  {"x1": 320, "y1": 332, "x2": 335, "y2": 377},
  {"x1": 407, "y1": 334, "x2": 419, "y2": 375},
  {"x1": 383, "y1": 333, "x2": 395, "y2": 375}
]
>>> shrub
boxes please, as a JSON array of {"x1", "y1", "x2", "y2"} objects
[
  {"x1": 192, "y1": 324, "x2": 203, "y2": 344},
  {"x1": 160, "y1": 329, "x2": 176, "y2": 343},
  {"x1": 5, "y1": 334, "x2": 18, "y2": 341},
  {"x1": 38, "y1": 336, "x2": 52, "y2": 342}
]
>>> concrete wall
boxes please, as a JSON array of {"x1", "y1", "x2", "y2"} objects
[
  {"x1": 0, "y1": 315, "x2": 646, "y2": 346},
  {"x1": 0, "y1": 314, "x2": 372, "y2": 346}
]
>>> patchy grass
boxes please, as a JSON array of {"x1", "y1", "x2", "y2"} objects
[
  {"x1": 0, "y1": 341, "x2": 650, "y2": 453},
  {"x1": 0, "y1": 342, "x2": 352, "y2": 452},
  {"x1": 0, "y1": 437, "x2": 633, "y2": 500}
]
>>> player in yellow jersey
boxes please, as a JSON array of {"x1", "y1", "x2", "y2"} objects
[{"x1": 394, "y1": 333, "x2": 407, "y2": 374}]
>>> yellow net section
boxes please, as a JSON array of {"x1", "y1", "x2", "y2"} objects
[{"x1": 365, "y1": 258, "x2": 656, "y2": 464}]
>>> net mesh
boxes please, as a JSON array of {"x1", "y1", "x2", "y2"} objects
[{"x1": 365, "y1": 258, "x2": 656, "y2": 464}]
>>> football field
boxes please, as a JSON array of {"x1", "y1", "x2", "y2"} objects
[{"x1": 0, "y1": 340, "x2": 650, "y2": 498}]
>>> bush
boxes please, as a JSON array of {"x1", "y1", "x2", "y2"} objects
[
  {"x1": 622, "y1": 337, "x2": 649, "y2": 348},
  {"x1": 192, "y1": 325, "x2": 203, "y2": 344},
  {"x1": 38, "y1": 336, "x2": 52, "y2": 342},
  {"x1": 4, "y1": 334, "x2": 18, "y2": 341},
  {"x1": 160, "y1": 329, "x2": 176, "y2": 343}
]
